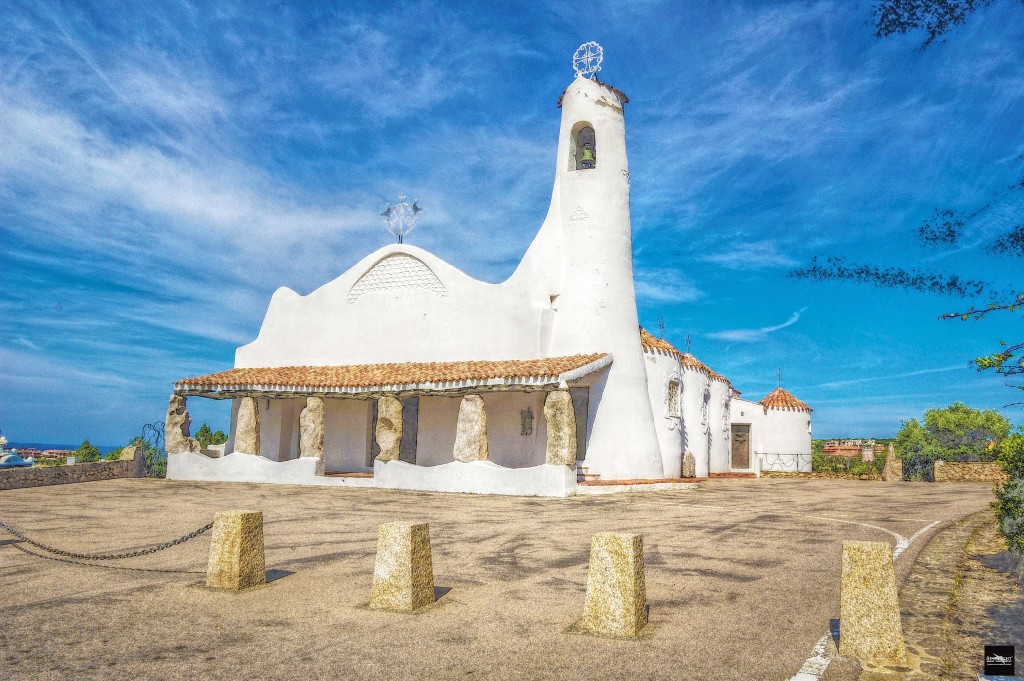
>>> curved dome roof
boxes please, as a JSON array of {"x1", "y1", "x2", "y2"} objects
[{"x1": 758, "y1": 387, "x2": 812, "y2": 412}]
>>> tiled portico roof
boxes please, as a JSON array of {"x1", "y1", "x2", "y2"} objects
[
  {"x1": 758, "y1": 387, "x2": 812, "y2": 413},
  {"x1": 174, "y1": 354, "x2": 612, "y2": 398}
]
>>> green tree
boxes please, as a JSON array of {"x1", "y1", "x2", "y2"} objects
[
  {"x1": 895, "y1": 403, "x2": 1010, "y2": 462},
  {"x1": 923, "y1": 401, "x2": 1011, "y2": 460},
  {"x1": 993, "y1": 432, "x2": 1024, "y2": 555},
  {"x1": 75, "y1": 439, "x2": 101, "y2": 463},
  {"x1": 195, "y1": 423, "x2": 228, "y2": 449}
]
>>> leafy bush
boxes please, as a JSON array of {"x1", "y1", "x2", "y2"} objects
[
  {"x1": 128, "y1": 436, "x2": 166, "y2": 477},
  {"x1": 924, "y1": 402, "x2": 1010, "y2": 462},
  {"x1": 103, "y1": 449, "x2": 121, "y2": 461},
  {"x1": 993, "y1": 433, "x2": 1024, "y2": 556},
  {"x1": 812, "y1": 451, "x2": 886, "y2": 476}
]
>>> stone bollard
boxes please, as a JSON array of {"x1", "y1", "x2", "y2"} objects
[
  {"x1": 206, "y1": 511, "x2": 266, "y2": 590},
  {"x1": 579, "y1": 532, "x2": 647, "y2": 637},
  {"x1": 839, "y1": 541, "x2": 907, "y2": 666},
  {"x1": 370, "y1": 522, "x2": 435, "y2": 612}
]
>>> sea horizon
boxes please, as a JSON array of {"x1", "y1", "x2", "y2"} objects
[{"x1": 8, "y1": 442, "x2": 122, "y2": 455}]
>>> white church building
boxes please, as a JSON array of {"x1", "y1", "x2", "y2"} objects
[{"x1": 166, "y1": 46, "x2": 812, "y2": 496}]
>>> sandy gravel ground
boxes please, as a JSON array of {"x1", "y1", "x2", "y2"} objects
[
  {"x1": 0, "y1": 478, "x2": 996, "y2": 680},
  {"x1": 824, "y1": 509, "x2": 1023, "y2": 681}
]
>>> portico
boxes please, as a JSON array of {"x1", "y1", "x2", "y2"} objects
[{"x1": 167, "y1": 355, "x2": 606, "y2": 495}]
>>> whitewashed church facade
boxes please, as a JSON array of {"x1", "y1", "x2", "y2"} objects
[{"x1": 166, "y1": 51, "x2": 812, "y2": 496}]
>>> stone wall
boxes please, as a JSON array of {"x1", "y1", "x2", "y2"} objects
[
  {"x1": 933, "y1": 461, "x2": 1007, "y2": 484},
  {"x1": 761, "y1": 471, "x2": 882, "y2": 481},
  {"x1": 0, "y1": 457, "x2": 146, "y2": 491}
]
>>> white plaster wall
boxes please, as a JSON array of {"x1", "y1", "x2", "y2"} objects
[
  {"x1": 226, "y1": 398, "x2": 239, "y2": 454},
  {"x1": 759, "y1": 408, "x2": 813, "y2": 458},
  {"x1": 707, "y1": 380, "x2": 732, "y2": 473},
  {"x1": 644, "y1": 351, "x2": 682, "y2": 478},
  {"x1": 254, "y1": 398, "x2": 301, "y2": 462},
  {"x1": 323, "y1": 398, "x2": 371, "y2": 473},
  {"x1": 482, "y1": 392, "x2": 547, "y2": 469},
  {"x1": 236, "y1": 245, "x2": 548, "y2": 367},
  {"x1": 416, "y1": 395, "x2": 461, "y2": 467},
  {"x1": 374, "y1": 459, "x2": 576, "y2": 497},
  {"x1": 168, "y1": 452, "x2": 376, "y2": 487},
  {"x1": 680, "y1": 368, "x2": 710, "y2": 478}
]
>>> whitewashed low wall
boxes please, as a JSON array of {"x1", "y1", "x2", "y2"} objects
[
  {"x1": 167, "y1": 451, "x2": 577, "y2": 496},
  {"x1": 167, "y1": 452, "x2": 375, "y2": 487},
  {"x1": 374, "y1": 459, "x2": 577, "y2": 497}
]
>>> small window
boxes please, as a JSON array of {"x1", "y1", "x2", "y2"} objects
[{"x1": 570, "y1": 122, "x2": 597, "y2": 170}]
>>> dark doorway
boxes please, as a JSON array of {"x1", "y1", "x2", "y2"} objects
[{"x1": 731, "y1": 424, "x2": 750, "y2": 469}]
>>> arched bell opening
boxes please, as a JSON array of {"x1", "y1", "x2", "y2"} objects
[{"x1": 569, "y1": 122, "x2": 597, "y2": 171}]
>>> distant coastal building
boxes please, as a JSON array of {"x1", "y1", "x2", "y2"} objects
[
  {"x1": 165, "y1": 46, "x2": 812, "y2": 495},
  {"x1": 823, "y1": 439, "x2": 888, "y2": 462}
]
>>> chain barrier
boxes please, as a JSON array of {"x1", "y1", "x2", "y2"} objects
[
  {"x1": 0, "y1": 518, "x2": 214, "y2": 560},
  {"x1": 6, "y1": 542, "x2": 207, "y2": 574}
]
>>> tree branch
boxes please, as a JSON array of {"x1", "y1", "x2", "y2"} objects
[{"x1": 790, "y1": 256, "x2": 988, "y2": 297}]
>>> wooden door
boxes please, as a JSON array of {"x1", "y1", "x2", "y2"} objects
[{"x1": 731, "y1": 424, "x2": 750, "y2": 469}]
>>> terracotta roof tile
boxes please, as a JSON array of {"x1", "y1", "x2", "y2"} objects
[
  {"x1": 175, "y1": 354, "x2": 610, "y2": 394},
  {"x1": 758, "y1": 387, "x2": 812, "y2": 412},
  {"x1": 639, "y1": 327, "x2": 682, "y2": 355},
  {"x1": 639, "y1": 327, "x2": 731, "y2": 385}
]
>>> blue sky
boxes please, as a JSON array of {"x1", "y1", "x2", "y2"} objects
[{"x1": 1, "y1": 0, "x2": 1022, "y2": 445}]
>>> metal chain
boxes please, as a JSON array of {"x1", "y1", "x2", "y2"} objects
[
  {"x1": 0, "y1": 518, "x2": 214, "y2": 560},
  {"x1": 7, "y1": 542, "x2": 206, "y2": 574}
]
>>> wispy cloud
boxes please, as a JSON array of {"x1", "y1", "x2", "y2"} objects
[
  {"x1": 634, "y1": 267, "x2": 704, "y2": 304},
  {"x1": 810, "y1": 364, "x2": 969, "y2": 390},
  {"x1": 707, "y1": 307, "x2": 808, "y2": 342},
  {"x1": 702, "y1": 240, "x2": 799, "y2": 269}
]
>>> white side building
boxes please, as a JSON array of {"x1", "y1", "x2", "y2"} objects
[{"x1": 166, "y1": 53, "x2": 812, "y2": 495}]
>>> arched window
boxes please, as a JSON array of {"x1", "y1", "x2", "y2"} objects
[{"x1": 570, "y1": 122, "x2": 596, "y2": 170}]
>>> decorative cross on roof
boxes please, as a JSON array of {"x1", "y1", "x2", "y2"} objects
[
  {"x1": 380, "y1": 194, "x2": 423, "y2": 244},
  {"x1": 572, "y1": 41, "x2": 604, "y2": 79}
]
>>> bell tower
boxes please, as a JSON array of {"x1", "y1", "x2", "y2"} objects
[{"x1": 541, "y1": 45, "x2": 665, "y2": 480}]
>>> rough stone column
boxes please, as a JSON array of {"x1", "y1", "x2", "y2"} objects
[
  {"x1": 165, "y1": 394, "x2": 200, "y2": 454},
  {"x1": 579, "y1": 532, "x2": 647, "y2": 637},
  {"x1": 839, "y1": 541, "x2": 907, "y2": 666},
  {"x1": 206, "y1": 510, "x2": 266, "y2": 590},
  {"x1": 235, "y1": 397, "x2": 261, "y2": 455},
  {"x1": 375, "y1": 396, "x2": 403, "y2": 462},
  {"x1": 453, "y1": 394, "x2": 488, "y2": 462},
  {"x1": 543, "y1": 390, "x2": 577, "y2": 466},
  {"x1": 681, "y1": 451, "x2": 696, "y2": 478},
  {"x1": 370, "y1": 522, "x2": 435, "y2": 612},
  {"x1": 299, "y1": 397, "x2": 325, "y2": 459}
]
